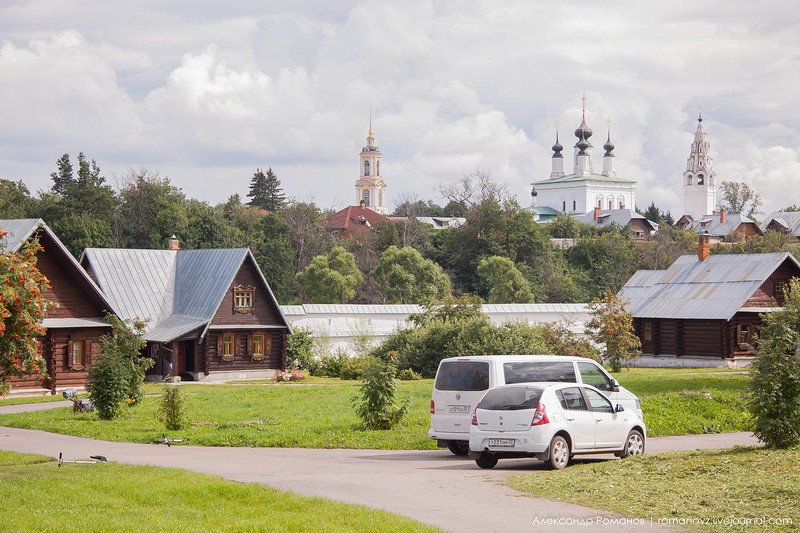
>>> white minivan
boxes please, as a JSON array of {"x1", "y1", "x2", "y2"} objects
[{"x1": 428, "y1": 355, "x2": 642, "y2": 455}]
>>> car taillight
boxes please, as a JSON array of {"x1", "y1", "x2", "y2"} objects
[
  {"x1": 430, "y1": 400, "x2": 435, "y2": 414},
  {"x1": 531, "y1": 403, "x2": 549, "y2": 426},
  {"x1": 471, "y1": 409, "x2": 478, "y2": 426}
]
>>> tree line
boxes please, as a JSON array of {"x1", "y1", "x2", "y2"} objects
[{"x1": 1, "y1": 153, "x2": 795, "y2": 305}]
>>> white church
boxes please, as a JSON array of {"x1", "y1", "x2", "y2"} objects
[{"x1": 531, "y1": 100, "x2": 636, "y2": 217}]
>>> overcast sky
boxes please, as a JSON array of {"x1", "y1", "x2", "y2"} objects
[{"x1": 1, "y1": 1, "x2": 798, "y2": 217}]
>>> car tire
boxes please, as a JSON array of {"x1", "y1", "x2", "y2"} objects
[
  {"x1": 475, "y1": 452, "x2": 498, "y2": 469},
  {"x1": 621, "y1": 429, "x2": 645, "y2": 458},
  {"x1": 447, "y1": 440, "x2": 470, "y2": 456},
  {"x1": 547, "y1": 435, "x2": 570, "y2": 470}
]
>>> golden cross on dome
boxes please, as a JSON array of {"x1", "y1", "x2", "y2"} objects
[
  {"x1": 554, "y1": 118, "x2": 560, "y2": 132},
  {"x1": 581, "y1": 93, "x2": 587, "y2": 113}
]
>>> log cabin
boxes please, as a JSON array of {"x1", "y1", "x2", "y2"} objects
[
  {"x1": 620, "y1": 235, "x2": 800, "y2": 367},
  {"x1": 1, "y1": 219, "x2": 113, "y2": 394},
  {"x1": 80, "y1": 239, "x2": 291, "y2": 382}
]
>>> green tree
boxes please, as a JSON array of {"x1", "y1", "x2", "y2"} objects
[
  {"x1": 253, "y1": 213, "x2": 297, "y2": 303},
  {"x1": 372, "y1": 246, "x2": 451, "y2": 304},
  {"x1": 247, "y1": 167, "x2": 285, "y2": 211},
  {"x1": 719, "y1": 180, "x2": 763, "y2": 220},
  {"x1": 50, "y1": 153, "x2": 74, "y2": 196},
  {"x1": 0, "y1": 180, "x2": 33, "y2": 219},
  {"x1": 0, "y1": 234, "x2": 52, "y2": 395},
  {"x1": 586, "y1": 290, "x2": 641, "y2": 372},
  {"x1": 749, "y1": 277, "x2": 800, "y2": 448},
  {"x1": 476, "y1": 256, "x2": 533, "y2": 303},
  {"x1": 352, "y1": 354, "x2": 409, "y2": 430},
  {"x1": 114, "y1": 170, "x2": 188, "y2": 249},
  {"x1": 640, "y1": 201, "x2": 664, "y2": 225},
  {"x1": 86, "y1": 315, "x2": 151, "y2": 420},
  {"x1": 296, "y1": 246, "x2": 363, "y2": 303}
]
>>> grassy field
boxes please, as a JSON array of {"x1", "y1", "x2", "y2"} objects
[
  {"x1": 0, "y1": 368, "x2": 752, "y2": 447},
  {"x1": 509, "y1": 446, "x2": 799, "y2": 533},
  {"x1": 0, "y1": 450, "x2": 441, "y2": 533}
]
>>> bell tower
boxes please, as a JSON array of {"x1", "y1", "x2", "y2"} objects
[
  {"x1": 354, "y1": 111, "x2": 387, "y2": 214},
  {"x1": 682, "y1": 110, "x2": 717, "y2": 220}
]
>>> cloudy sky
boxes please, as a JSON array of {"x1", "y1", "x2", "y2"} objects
[{"x1": 1, "y1": 1, "x2": 798, "y2": 217}]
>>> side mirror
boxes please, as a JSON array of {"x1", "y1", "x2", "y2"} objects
[
  {"x1": 611, "y1": 379, "x2": 620, "y2": 393},
  {"x1": 615, "y1": 404, "x2": 625, "y2": 413}
]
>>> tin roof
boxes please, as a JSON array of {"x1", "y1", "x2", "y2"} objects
[
  {"x1": 82, "y1": 247, "x2": 290, "y2": 342},
  {"x1": 620, "y1": 252, "x2": 800, "y2": 320}
]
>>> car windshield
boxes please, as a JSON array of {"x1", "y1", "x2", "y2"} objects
[
  {"x1": 477, "y1": 387, "x2": 543, "y2": 411},
  {"x1": 503, "y1": 361, "x2": 576, "y2": 384},
  {"x1": 435, "y1": 361, "x2": 490, "y2": 391}
]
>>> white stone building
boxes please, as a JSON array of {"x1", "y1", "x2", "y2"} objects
[
  {"x1": 681, "y1": 112, "x2": 718, "y2": 221},
  {"x1": 354, "y1": 113, "x2": 388, "y2": 215}
]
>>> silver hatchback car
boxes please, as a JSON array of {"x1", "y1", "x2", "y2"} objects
[{"x1": 469, "y1": 382, "x2": 646, "y2": 469}]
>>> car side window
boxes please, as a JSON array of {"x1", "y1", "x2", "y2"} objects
[
  {"x1": 556, "y1": 387, "x2": 587, "y2": 410},
  {"x1": 577, "y1": 362, "x2": 613, "y2": 392},
  {"x1": 584, "y1": 388, "x2": 614, "y2": 413}
]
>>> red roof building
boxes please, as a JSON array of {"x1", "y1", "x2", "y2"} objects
[{"x1": 323, "y1": 203, "x2": 390, "y2": 239}]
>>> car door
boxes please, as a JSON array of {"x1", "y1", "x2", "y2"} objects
[
  {"x1": 584, "y1": 388, "x2": 625, "y2": 449},
  {"x1": 556, "y1": 387, "x2": 595, "y2": 450}
]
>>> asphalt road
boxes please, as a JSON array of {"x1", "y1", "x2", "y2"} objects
[{"x1": 0, "y1": 418, "x2": 758, "y2": 533}]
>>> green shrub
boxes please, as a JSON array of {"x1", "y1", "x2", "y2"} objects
[
  {"x1": 158, "y1": 385, "x2": 187, "y2": 431},
  {"x1": 286, "y1": 328, "x2": 315, "y2": 371},
  {"x1": 313, "y1": 351, "x2": 349, "y2": 378},
  {"x1": 87, "y1": 315, "x2": 150, "y2": 420},
  {"x1": 339, "y1": 356, "x2": 374, "y2": 380},
  {"x1": 352, "y1": 357, "x2": 409, "y2": 430},
  {"x1": 397, "y1": 368, "x2": 422, "y2": 381},
  {"x1": 749, "y1": 277, "x2": 800, "y2": 448}
]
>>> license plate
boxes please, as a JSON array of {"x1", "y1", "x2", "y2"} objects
[
  {"x1": 488, "y1": 439, "x2": 515, "y2": 447},
  {"x1": 448, "y1": 405, "x2": 469, "y2": 413}
]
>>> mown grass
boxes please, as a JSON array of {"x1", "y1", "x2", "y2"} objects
[
  {"x1": 0, "y1": 393, "x2": 71, "y2": 406},
  {"x1": 509, "y1": 446, "x2": 799, "y2": 533},
  {"x1": 611, "y1": 369, "x2": 752, "y2": 436},
  {"x1": 0, "y1": 450, "x2": 441, "y2": 533},
  {"x1": 0, "y1": 380, "x2": 437, "y2": 449},
  {"x1": 0, "y1": 369, "x2": 753, "y2": 447}
]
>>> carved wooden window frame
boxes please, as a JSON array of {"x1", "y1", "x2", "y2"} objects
[
  {"x1": 218, "y1": 331, "x2": 236, "y2": 362},
  {"x1": 248, "y1": 331, "x2": 270, "y2": 361},
  {"x1": 233, "y1": 285, "x2": 255, "y2": 314},
  {"x1": 68, "y1": 339, "x2": 89, "y2": 370}
]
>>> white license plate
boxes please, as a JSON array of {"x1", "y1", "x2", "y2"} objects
[
  {"x1": 488, "y1": 439, "x2": 515, "y2": 447},
  {"x1": 448, "y1": 405, "x2": 470, "y2": 413}
]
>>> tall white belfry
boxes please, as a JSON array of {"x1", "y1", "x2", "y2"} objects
[
  {"x1": 354, "y1": 112, "x2": 387, "y2": 215},
  {"x1": 682, "y1": 111, "x2": 717, "y2": 220}
]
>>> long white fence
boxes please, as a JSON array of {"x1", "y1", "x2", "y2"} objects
[{"x1": 279, "y1": 303, "x2": 590, "y2": 357}]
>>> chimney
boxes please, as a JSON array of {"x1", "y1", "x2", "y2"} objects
[
  {"x1": 698, "y1": 234, "x2": 710, "y2": 262},
  {"x1": 594, "y1": 207, "x2": 602, "y2": 221},
  {"x1": 720, "y1": 209, "x2": 726, "y2": 223},
  {"x1": 168, "y1": 234, "x2": 180, "y2": 250}
]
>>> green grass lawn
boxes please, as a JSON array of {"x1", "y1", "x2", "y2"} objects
[
  {"x1": 0, "y1": 450, "x2": 441, "y2": 533},
  {"x1": 612, "y1": 368, "x2": 752, "y2": 436},
  {"x1": 509, "y1": 446, "x2": 799, "y2": 533},
  {"x1": 0, "y1": 368, "x2": 753, "y2": 447}
]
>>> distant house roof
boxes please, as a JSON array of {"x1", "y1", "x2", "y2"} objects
[
  {"x1": 81, "y1": 247, "x2": 290, "y2": 343},
  {"x1": 620, "y1": 252, "x2": 800, "y2": 320},
  {"x1": 578, "y1": 209, "x2": 656, "y2": 232},
  {"x1": 0, "y1": 218, "x2": 115, "y2": 322},
  {"x1": 525, "y1": 205, "x2": 561, "y2": 222},
  {"x1": 761, "y1": 211, "x2": 800, "y2": 236},
  {"x1": 415, "y1": 216, "x2": 467, "y2": 230},
  {"x1": 535, "y1": 172, "x2": 636, "y2": 185},
  {"x1": 323, "y1": 205, "x2": 390, "y2": 233},
  {"x1": 681, "y1": 212, "x2": 762, "y2": 239}
]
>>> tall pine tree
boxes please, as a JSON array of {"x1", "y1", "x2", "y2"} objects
[{"x1": 247, "y1": 167, "x2": 285, "y2": 211}]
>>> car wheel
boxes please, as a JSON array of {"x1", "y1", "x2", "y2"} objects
[
  {"x1": 447, "y1": 440, "x2": 470, "y2": 456},
  {"x1": 547, "y1": 435, "x2": 570, "y2": 470},
  {"x1": 621, "y1": 429, "x2": 645, "y2": 458},
  {"x1": 475, "y1": 452, "x2": 498, "y2": 469}
]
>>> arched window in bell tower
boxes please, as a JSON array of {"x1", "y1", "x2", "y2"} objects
[
  {"x1": 364, "y1": 161, "x2": 370, "y2": 176},
  {"x1": 376, "y1": 161, "x2": 380, "y2": 176},
  {"x1": 362, "y1": 189, "x2": 370, "y2": 206}
]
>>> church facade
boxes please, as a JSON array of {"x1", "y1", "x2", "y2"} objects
[
  {"x1": 354, "y1": 115, "x2": 388, "y2": 215},
  {"x1": 531, "y1": 101, "x2": 636, "y2": 216}
]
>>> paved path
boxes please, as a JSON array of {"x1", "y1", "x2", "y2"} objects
[{"x1": 0, "y1": 418, "x2": 758, "y2": 533}]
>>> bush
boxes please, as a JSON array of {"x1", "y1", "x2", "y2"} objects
[
  {"x1": 159, "y1": 385, "x2": 187, "y2": 431},
  {"x1": 749, "y1": 278, "x2": 800, "y2": 448},
  {"x1": 352, "y1": 357, "x2": 409, "y2": 430},
  {"x1": 286, "y1": 328, "x2": 315, "y2": 371},
  {"x1": 397, "y1": 368, "x2": 422, "y2": 381},
  {"x1": 340, "y1": 356, "x2": 374, "y2": 380},
  {"x1": 87, "y1": 315, "x2": 150, "y2": 420},
  {"x1": 586, "y1": 290, "x2": 641, "y2": 372}
]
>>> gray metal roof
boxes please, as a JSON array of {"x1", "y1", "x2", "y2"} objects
[
  {"x1": 761, "y1": 211, "x2": 800, "y2": 236},
  {"x1": 42, "y1": 318, "x2": 110, "y2": 329},
  {"x1": 620, "y1": 252, "x2": 800, "y2": 320},
  {"x1": 280, "y1": 303, "x2": 589, "y2": 316},
  {"x1": 82, "y1": 247, "x2": 290, "y2": 343},
  {"x1": 578, "y1": 209, "x2": 655, "y2": 230},
  {"x1": 0, "y1": 219, "x2": 42, "y2": 252},
  {"x1": 687, "y1": 213, "x2": 762, "y2": 238}
]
